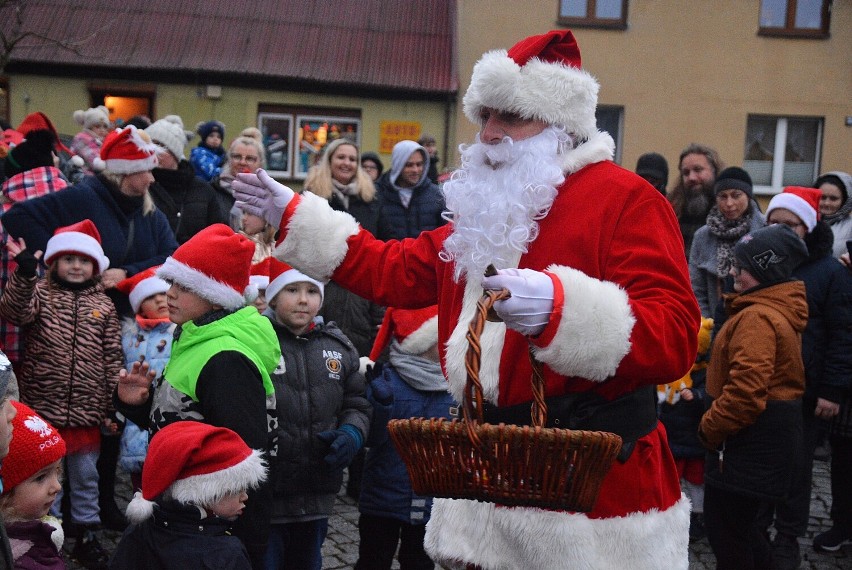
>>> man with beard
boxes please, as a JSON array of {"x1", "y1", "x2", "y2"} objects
[
  {"x1": 668, "y1": 143, "x2": 724, "y2": 258},
  {"x1": 232, "y1": 30, "x2": 699, "y2": 569}
]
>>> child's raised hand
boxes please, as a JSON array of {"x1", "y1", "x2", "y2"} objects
[
  {"x1": 679, "y1": 388, "x2": 694, "y2": 402},
  {"x1": 117, "y1": 361, "x2": 156, "y2": 405},
  {"x1": 5, "y1": 236, "x2": 42, "y2": 260}
]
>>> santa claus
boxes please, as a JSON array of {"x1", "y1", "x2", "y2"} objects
[{"x1": 234, "y1": 29, "x2": 699, "y2": 570}]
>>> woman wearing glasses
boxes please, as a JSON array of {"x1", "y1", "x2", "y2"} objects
[{"x1": 212, "y1": 128, "x2": 267, "y2": 231}]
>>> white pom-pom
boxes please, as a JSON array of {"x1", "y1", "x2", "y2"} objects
[
  {"x1": 359, "y1": 356, "x2": 374, "y2": 376},
  {"x1": 73, "y1": 110, "x2": 86, "y2": 126},
  {"x1": 70, "y1": 155, "x2": 85, "y2": 167},
  {"x1": 125, "y1": 491, "x2": 154, "y2": 524},
  {"x1": 244, "y1": 283, "x2": 259, "y2": 304},
  {"x1": 92, "y1": 157, "x2": 106, "y2": 172}
]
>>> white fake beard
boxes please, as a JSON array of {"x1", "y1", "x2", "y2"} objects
[{"x1": 440, "y1": 126, "x2": 570, "y2": 283}]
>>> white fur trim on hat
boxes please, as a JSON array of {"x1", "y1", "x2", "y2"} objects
[
  {"x1": 157, "y1": 257, "x2": 247, "y2": 310},
  {"x1": 274, "y1": 191, "x2": 360, "y2": 281},
  {"x1": 104, "y1": 154, "x2": 158, "y2": 174},
  {"x1": 125, "y1": 449, "x2": 267, "y2": 524},
  {"x1": 249, "y1": 275, "x2": 270, "y2": 290},
  {"x1": 44, "y1": 231, "x2": 110, "y2": 274},
  {"x1": 398, "y1": 314, "x2": 438, "y2": 355},
  {"x1": 265, "y1": 268, "x2": 325, "y2": 307},
  {"x1": 765, "y1": 193, "x2": 817, "y2": 233},
  {"x1": 424, "y1": 494, "x2": 690, "y2": 569},
  {"x1": 463, "y1": 50, "x2": 600, "y2": 140},
  {"x1": 128, "y1": 275, "x2": 170, "y2": 314}
]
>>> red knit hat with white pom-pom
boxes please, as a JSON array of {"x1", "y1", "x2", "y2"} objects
[
  {"x1": 43, "y1": 219, "x2": 110, "y2": 275},
  {"x1": 157, "y1": 224, "x2": 255, "y2": 310},
  {"x1": 125, "y1": 421, "x2": 266, "y2": 524},
  {"x1": 369, "y1": 305, "x2": 439, "y2": 362},
  {"x1": 99, "y1": 125, "x2": 158, "y2": 174}
]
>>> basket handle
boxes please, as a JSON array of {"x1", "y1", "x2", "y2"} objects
[{"x1": 464, "y1": 289, "x2": 547, "y2": 446}]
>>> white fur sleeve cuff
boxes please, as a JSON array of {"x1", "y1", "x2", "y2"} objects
[
  {"x1": 534, "y1": 265, "x2": 635, "y2": 382},
  {"x1": 274, "y1": 191, "x2": 360, "y2": 280}
]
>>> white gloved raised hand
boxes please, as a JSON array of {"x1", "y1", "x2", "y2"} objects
[
  {"x1": 481, "y1": 268, "x2": 554, "y2": 336},
  {"x1": 233, "y1": 169, "x2": 295, "y2": 229}
]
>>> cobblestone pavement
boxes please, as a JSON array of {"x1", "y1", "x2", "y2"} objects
[{"x1": 68, "y1": 458, "x2": 850, "y2": 569}]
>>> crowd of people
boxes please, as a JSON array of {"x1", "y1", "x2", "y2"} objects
[{"x1": 0, "y1": 27, "x2": 847, "y2": 570}]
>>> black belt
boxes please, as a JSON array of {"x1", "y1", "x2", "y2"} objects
[{"x1": 481, "y1": 385, "x2": 658, "y2": 462}]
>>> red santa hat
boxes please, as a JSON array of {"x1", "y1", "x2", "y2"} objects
[
  {"x1": 765, "y1": 186, "x2": 822, "y2": 233},
  {"x1": 116, "y1": 266, "x2": 170, "y2": 314},
  {"x1": 265, "y1": 258, "x2": 325, "y2": 306},
  {"x1": 0, "y1": 401, "x2": 66, "y2": 495},
  {"x1": 157, "y1": 224, "x2": 254, "y2": 310},
  {"x1": 249, "y1": 258, "x2": 271, "y2": 291},
  {"x1": 99, "y1": 125, "x2": 158, "y2": 174},
  {"x1": 43, "y1": 219, "x2": 110, "y2": 275},
  {"x1": 369, "y1": 305, "x2": 439, "y2": 361},
  {"x1": 125, "y1": 421, "x2": 266, "y2": 524},
  {"x1": 17, "y1": 112, "x2": 72, "y2": 154},
  {"x1": 463, "y1": 29, "x2": 600, "y2": 140}
]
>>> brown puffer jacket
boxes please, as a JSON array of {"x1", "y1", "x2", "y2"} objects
[{"x1": 0, "y1": 268, "x2": 123, "y2": 428}]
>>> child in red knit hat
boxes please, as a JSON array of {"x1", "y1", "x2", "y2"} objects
[
  {"x1": 111, "y1": 421, "x2": 267, "y2": 570},
  {"x1": 0, "y1": 400, "x2": 67, "y2": 569}
]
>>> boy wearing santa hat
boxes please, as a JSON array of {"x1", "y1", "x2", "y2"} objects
[
  {"x1": 114, "y1": 224, "x2": 280, "y2": 569},
  {"x1": 260, "y1": 258, "x2": 370, "y2": 569},
  {"x1": 759, "y1": 187, "x2": 852, "y2": 565},
  {"x1": 355, "y1": 305, "x2": 456, "y2": 570},
  {"x1": 112, "y1": 421, "x2": 267, "y2": 569},
  {"x1": 114, "y1": 266, "x2": 174, "y2": 492},
  {"x1": 0, "y1": 220, "x2": 122, "y2": 569},
  {"x1": 235, "y1": 29, "x2": 699, "y2": 568}
]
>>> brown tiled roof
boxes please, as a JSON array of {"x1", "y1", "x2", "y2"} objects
[{"x1": 2, "y1": 0, "x2": 458, "y2": 97}]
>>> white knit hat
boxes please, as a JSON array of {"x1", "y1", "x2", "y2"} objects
[
  {"x1": 73, "y1": 105, "x2": 110, "y2": 130},
  {"x1": 463, "y1": 30, "x2": 599, "y2": 140},
  {"x1": 43, "y1": 219, "x2": 110, "y2": 275},
  {"x1": 125, "y1": 421, "x2": 266, "y2": 524},
  {"x1": 145, "y1": 115, "x2": 193, "y2": 161},
  {"x1": 265, "y1": 258, "x2": 324, "y2": 307}
]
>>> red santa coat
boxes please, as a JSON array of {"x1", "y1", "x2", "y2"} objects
[{"x1": 274, "y1": 133, "x2": 699, "y2": 569}]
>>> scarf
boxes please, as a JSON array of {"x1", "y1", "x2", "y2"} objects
[
  {"x1": 706, "y1": 205, "x2": 753, "y2": 277},
  {"x1": 388, "y1": 341, "x2": 447, "y2": 392},
  {"x1": 331, "y1": 179, "x2": 359, "y2": 210},
  {"x1": 822, "y1": 196, "x2": 852, "y2": 226}
]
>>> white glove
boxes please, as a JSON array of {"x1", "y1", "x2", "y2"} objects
[
  {"x1": 481, "y1": 268, "x2": 554, "y2": 336},
  {"x1": 233, "y1": 169, "x2": 295, "y2": 229}
]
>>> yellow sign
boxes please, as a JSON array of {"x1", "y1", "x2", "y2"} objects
[{"x1": 379, "y1": 121, "x2": 421, "y2": 154}]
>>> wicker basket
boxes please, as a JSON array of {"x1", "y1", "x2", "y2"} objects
[{"x1": 387, "y1": 289, "x2": 624, "y2": 511}]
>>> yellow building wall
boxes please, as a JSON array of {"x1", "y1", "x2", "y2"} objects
[
  {"x1": 6, "y1": 75, "x2": 450, "y2": 187},
  {"x1": 455, "y1": 0, "x2": 851, "y2": 190}
]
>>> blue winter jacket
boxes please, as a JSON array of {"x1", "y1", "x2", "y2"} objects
[
  {"x1": 0, "y1": 174, "x2": 177, "y2": 277},
  {"x1": 190, "y1": 146, "x2": 225, "y2": 182},
  {"x1": 359, "y1": 363, "x2": 457, "y2": 525}
]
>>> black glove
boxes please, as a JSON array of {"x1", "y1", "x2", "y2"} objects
[
  {"x1": 316, "y1": 424, "x2": 362, "y2": 470},
  {"x1": 13, "y1": 249, "x2": 39, "y2": 278}
]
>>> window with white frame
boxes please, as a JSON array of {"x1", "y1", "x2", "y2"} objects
[{"x1": 743, "y1": 115, "x2": 822, "y2": 194}]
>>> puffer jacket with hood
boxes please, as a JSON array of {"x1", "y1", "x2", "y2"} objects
[{"x1": 700, "y1": 280, "x2": 808, "y2": 500}]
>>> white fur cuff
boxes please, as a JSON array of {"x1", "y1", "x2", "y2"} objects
[{"x1": 534, "y1": 265, "x2": 635, "y2": 381}]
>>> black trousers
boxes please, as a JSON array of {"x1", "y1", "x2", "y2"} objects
[
  {"x1": 354, "y1": 513, "x2": 434, "y2": 570},
  {"x1": 704, "y1": 484, "x2": 774, "y2": 570},
  {"x1": 829, "y1": 435, "x2": 852, "y2": 528}
]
